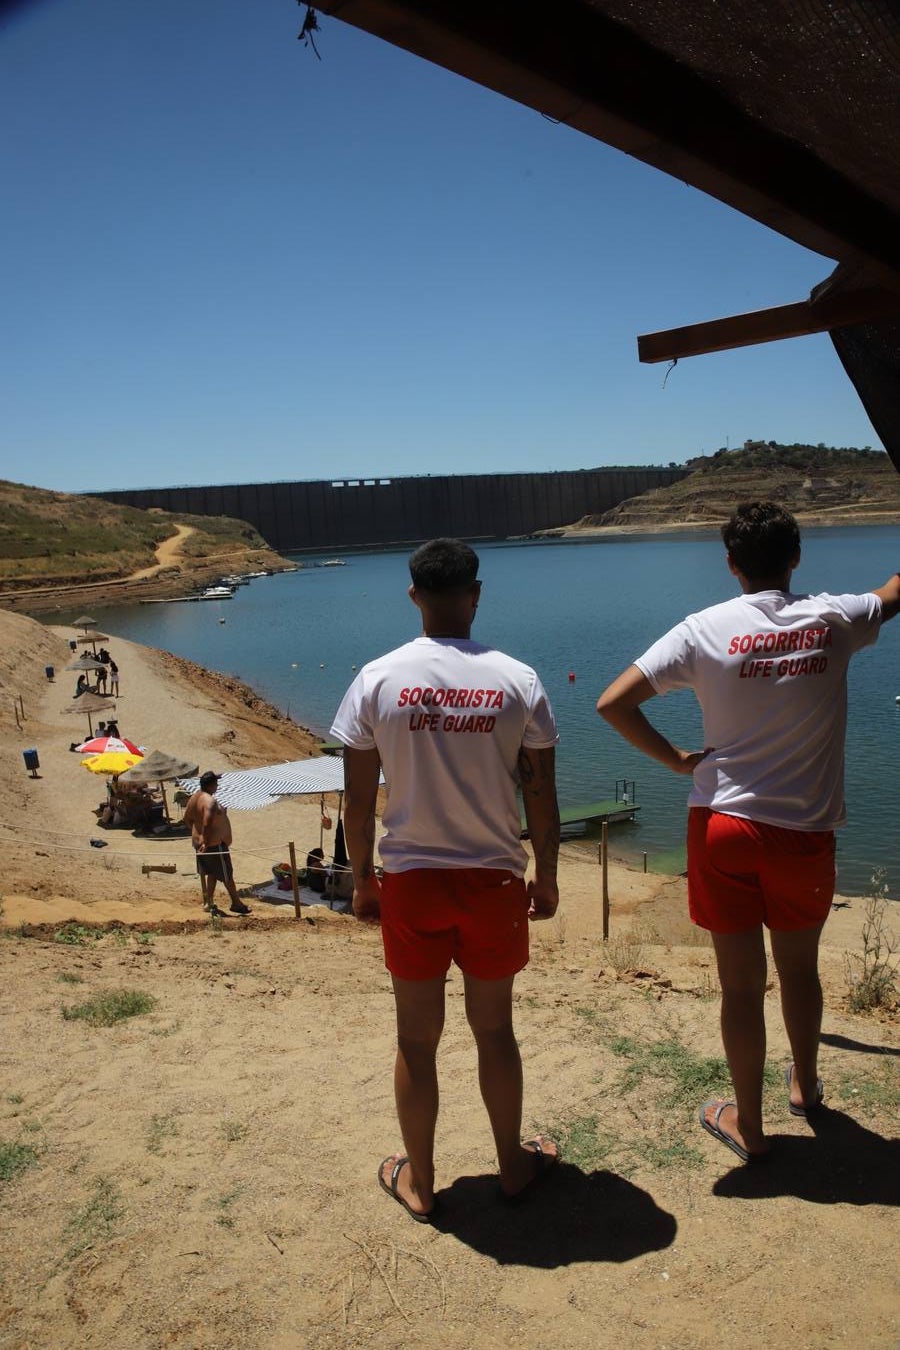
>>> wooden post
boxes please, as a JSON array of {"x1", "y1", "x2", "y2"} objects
[
  {"x1": 13, "y1": 701, "x2": 21, "y2": 729},
  {"x1": 288, "y1": 841, "x2": 301, "y2": 920},
  {"x1": 601, "y1": 821, "x2": 610, "y2": 941},
  {"x1": 17, "y1": 695, "x2": 24, "y2": 720}
]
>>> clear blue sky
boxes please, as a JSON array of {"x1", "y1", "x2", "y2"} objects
[{"x1": 1, "y1": 0, "x2": 882, "y2": 494}]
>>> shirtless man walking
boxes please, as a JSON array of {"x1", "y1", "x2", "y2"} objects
[{"x1": 184, "y1": 771, "x2": 250, "y2": 916}]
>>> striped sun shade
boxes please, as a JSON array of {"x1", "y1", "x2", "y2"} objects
[{"x1": 176, "y1": 756, "x2": 364, "y2": 812}]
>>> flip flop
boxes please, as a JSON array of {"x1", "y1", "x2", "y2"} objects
[
  {"x1": 698, "y1": 1101, "x2": 767, "y2": 1164},
  {"x1": 377, "y1": 1155, "x2": 438, "y2": 1224},
  {"x1": 500, "y1": 1136, "x2": 560, "y2": 1205},
  {"x1": 229, "y1": 901, "x2": 251, "y2": 915},
  {"x1": 784, "y1": 1063, "x2": 825, "y2": 1117}
]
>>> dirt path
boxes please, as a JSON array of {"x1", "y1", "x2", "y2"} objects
[{"x1": 130, "y1": 522, "x2": 196, "y2": 578}]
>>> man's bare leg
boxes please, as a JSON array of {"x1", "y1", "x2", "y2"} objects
[
  {"x1": 771, "y1": 924, "x2": 825, "y2": 1110},
  {"x1": 385, "y1": 975, "x2": 445, "y2": 1217},
  {"x1": 708, "y1": 928, "x2": 769, "y2": 1156},
  {"x1": 463, "y1": 973, "x2": 558, "y2": 1196}
]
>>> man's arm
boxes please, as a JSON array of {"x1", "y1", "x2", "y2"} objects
[
  {"x1": 597, "y1": 665, "x2": 709, "y2": 774},
  {"x1": 342, "y1": 746, "x2": 383, "y2": 923},
  {"x1": 517, "y1": 745, "x2": 560, "y2": 920},
  {"x1": 873, "y1": 574, "x2": 900, "y2": 623}
]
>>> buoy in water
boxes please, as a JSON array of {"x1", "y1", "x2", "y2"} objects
[
  {"x1": 568, "y1": 671, "x2": 576, "y2": 683},
  {"x1": 320, "y1": 663, "x2": 325, "y2": 669},
  {"x1": 218, "y1": 618, "x2": 225, "y2": 624},
  {"x1": 291, "y1": 663, "x2": 298, "y2": 668}
]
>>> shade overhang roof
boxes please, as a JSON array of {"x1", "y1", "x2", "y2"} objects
[{"x1": 315, "y1": 0, "x2": 900, "y2": 466}]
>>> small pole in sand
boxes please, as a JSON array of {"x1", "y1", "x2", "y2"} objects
[
  {"x1": 17, "y1": 695, "x2": 25, "y2": 721},
  {"x1": 601, "y1": 821, "x2": 610, "y2": 941},
  {"x1": 643, "y1": 851, "x2": 648, "y2": 874},
  {"x1": 288, "y1": 841, "x2": 301, "y2": 920},
  {"x1": 13, "y1": 701, "x2": 21, "y2": 730}
]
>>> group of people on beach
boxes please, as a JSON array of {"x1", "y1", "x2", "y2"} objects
[
  {"x1": 320, "y1": 505, "x2": 898, "y2": 1221},
  {"x1": 73, "y1": 647, "x2": 119, "y2": 698}
]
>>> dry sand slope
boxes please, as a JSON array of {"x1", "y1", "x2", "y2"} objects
[{"x1": 0, "y1": 609, "x2": 898, "y2": 1350}]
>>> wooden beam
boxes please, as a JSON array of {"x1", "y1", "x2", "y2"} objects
[{"x1": 638, "y1": 289, "x2": 900, "y2": 364}]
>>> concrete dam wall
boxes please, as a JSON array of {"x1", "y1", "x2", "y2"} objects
[{"x1": 98, "y1": 467, "x2": 685, "y2": 553}]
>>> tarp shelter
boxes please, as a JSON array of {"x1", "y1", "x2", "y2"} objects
[
  {"x1": 312, "y1": 0, "x2": 900, "y2": 468},
  {"x1": 177, "y1": 756, "x2": 352, "y2": 812}
]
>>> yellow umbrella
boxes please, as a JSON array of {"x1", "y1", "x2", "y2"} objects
[{"x1": 81, "y1": 750, "x2": 144, "y2": 775}]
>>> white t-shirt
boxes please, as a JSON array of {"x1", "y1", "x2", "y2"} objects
[
  {"x1": 331, "y1": 636, "x2": 558, "y2": 873},
  {"x1": 635, "y1": 589, "x2": 882, "y2": 830}
]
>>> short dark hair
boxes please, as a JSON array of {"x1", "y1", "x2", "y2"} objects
[
  {"x1": 409, "y1": 538, "x2": 479, "y2": 592},
  {"x1": 721, "y1": 502, "x2": 800, "y2": 579},
  {"x1": 199, "y1": 770, "x2": 219, "y2": 791}
]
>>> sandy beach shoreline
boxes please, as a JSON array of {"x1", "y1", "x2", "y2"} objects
[{"x1": 1, "y1": 607, "x2": 898, "y2": 1349}]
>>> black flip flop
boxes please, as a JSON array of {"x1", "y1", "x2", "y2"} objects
[
  {"x1": 377, "y1": 1155, "x2": 438, "y2": 1224},
  {"x1": 500, "y1": 1136, "x2": 560, "y2": 1205},
  {"x1": 699, "y1": 1101, "x2": 769, "y2": 1164},
  {"x1": 784, "y1": 1063, "x2": 825, "y2": 1117}
]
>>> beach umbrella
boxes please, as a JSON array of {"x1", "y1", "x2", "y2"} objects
[
  {"x1": 81, "y1": 749, "x2": 144, "y2": 776},
  {"x1": 61, "y1": 693, "x2": 116, "y2": 736},
  {"x1": 76, "y1": 630, "x2": 110, "y2": 653},
  {"x1": 118, "y1": 749, "x2": 199, "y2": 823},
  {"x1": 66, "y1": 654, "x2": 106, "y2": 672},
  {"x1": 76, "y1": 735, "x2": 141, "y2": 756},
  {"x1": 73, "y1": 615, "x2": 98, "y2": 630}
]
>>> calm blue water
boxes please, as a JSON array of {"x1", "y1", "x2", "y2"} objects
[{"x1": 52, "y1": 526, "x2": 899, "y2": 896}]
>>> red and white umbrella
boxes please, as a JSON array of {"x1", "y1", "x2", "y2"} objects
[{"x1": 75, "y1": 735, "x2": 142, "y2": 757}]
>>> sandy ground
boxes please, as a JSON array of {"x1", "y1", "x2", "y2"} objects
[{"x1": 0, "y1": 610, "x2": 898, "y2": 1349}]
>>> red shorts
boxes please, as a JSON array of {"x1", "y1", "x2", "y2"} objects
[
  {"x1": 380, "y1": 868, "x2": 529, "y2": 981},
  {"x1": 687, "y1": 808, "x2": 835, "y2": 934}
]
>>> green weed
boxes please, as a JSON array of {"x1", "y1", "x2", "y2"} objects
[
  {"x1": 146, "y1": 1114, "x2": 179, "y2": 1155},
  {"x1": 6, "y1": 1093, "x2": 24, "y2": 1106},
  {"x1": 0, "y1": 1140, "x2": 38, "y2": 1183},
  {"x1": 57, "y1": 972, "x2": 84, "y2": 985},
  {"x1": 214, "y1": 1187, "x2": 243, "y2": 1229},
  {"x1": 844, "y1": 872, "x2": 898, "y2": 1013},
  {"x1": 54, "y1": 923, "x2": 102, "y2": 947},
  {"x1": 64, "y1": 1176, "x2": 123, "y2": 1259},
  {"x1": 221, "y1": 1120, "x2": 248, "y2": 1143},
  {"x1": 834, "y1": 1061, "x2": 899, "y2": 1113},
  {"x1": 634, "y1": 1137, "x2": 705, "y2": 1170},
  {"x1": 62, "y1": 989, "x2": 156, "y2": 1027},
  {"x1": 554, "y1": 1113, "x2": 618, "y2": 1173}
]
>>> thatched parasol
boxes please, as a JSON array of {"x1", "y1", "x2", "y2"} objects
[
  {"x1": 73, "y1": 615, "x2": 98, "y2": 630},
  {"x1": 118, "y1": 750, "x2": 200, "y2": 823},
  {"x1": 76, "y1": 630, "x2": 110, "y2": 653},
  {"x1": 61, "y1": 692, "x2": 117, "y2": 736}
]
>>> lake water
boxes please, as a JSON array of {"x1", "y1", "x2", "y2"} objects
[{"x1": 54, "y1": 526, "x2": 899, "y2": 897}]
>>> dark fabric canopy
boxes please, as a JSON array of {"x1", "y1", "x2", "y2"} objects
[{"x1": 318, "y1": 0, "x2": 900, "y2": 467}]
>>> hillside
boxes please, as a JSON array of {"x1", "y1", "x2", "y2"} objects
[
  {"x1": 0, "y1": 480, "x2": 292, "y2": 610},
  {"x1": 570, "y1": 445, "x2": 900, "y2": 532}
]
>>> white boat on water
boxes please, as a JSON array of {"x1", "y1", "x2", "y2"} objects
[
  {"x1": 199, "y1": 585, "x2": 234, "y2": 600},
  {"x1": 320, "y1": 559, "x2": 347, "y2": 567}
]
